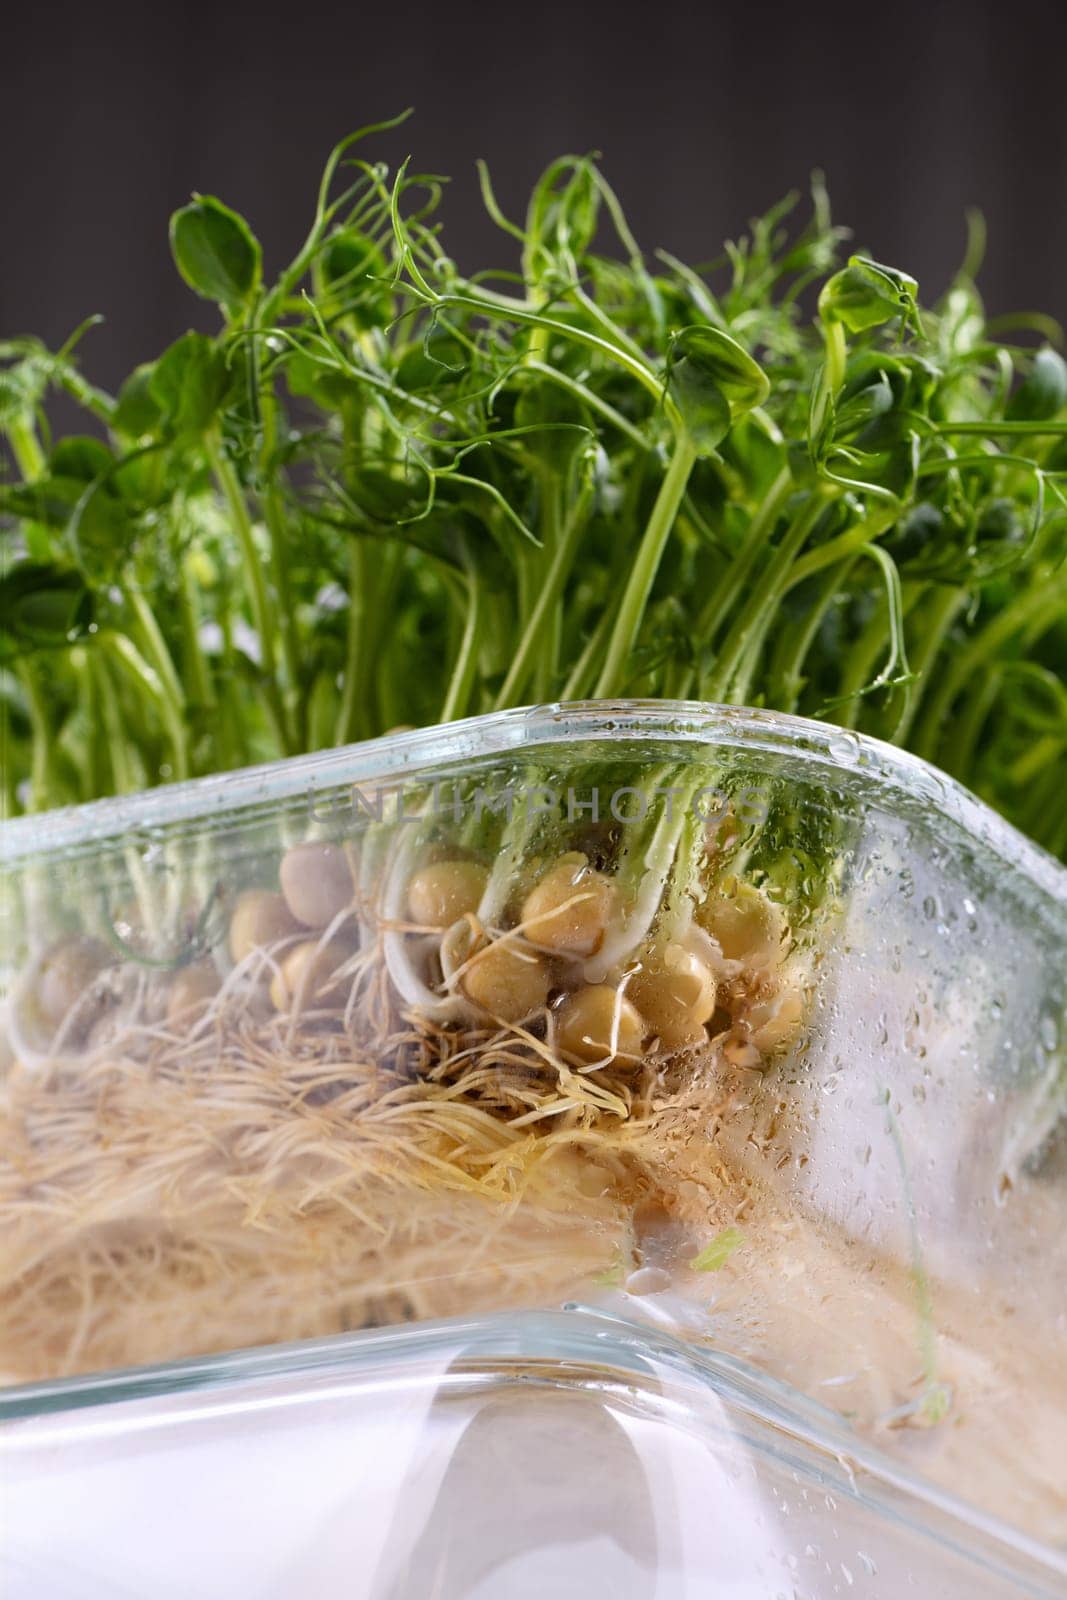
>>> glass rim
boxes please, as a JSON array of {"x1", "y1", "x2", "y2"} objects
[{"x1": 2, "y1": 699, "x2": 1065, "y2": 906}]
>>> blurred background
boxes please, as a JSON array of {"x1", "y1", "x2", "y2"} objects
[{"x1": 2, "y1": 0, "x2": 1065, "y2": 390}]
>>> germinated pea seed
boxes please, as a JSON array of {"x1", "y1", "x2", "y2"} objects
[
  {"x1": 270, "y1": 924, "x2": 361, "y2": 1011},
  {"x1": 408, "y1": 860, "x2": 488, "y2": 929},
  {"x1": 34, "y1": 937, "x2": 112, "y2": 1029},
  {"x1": 628, "y1": 942, "x2": 717, "y2": 1052},
  {"x1": 697, "y1": 878, "x2": 788, "y2": 967},
  {"x1": 520, "y1": 854, "x2": 616, "y2": 956},
  {"x1": 166, "y1": 961, "x2": 220, "y2": 1024},
  {"x1": 556, "y1": 984, "x2": 645, "y2": 1068},
  {"x1": 747, "y1": 981, "x2": 805, "y2": 1052},
  {"x1": 461, "y1": 940, "x2": 550, "y2": 1021},
  {"x1": 270, "y1": 941, "x2": 327, "y2": 1012},
  {"x1": 229, "y1": 890, "x2": 301, "y2": 964},
  {"x1": 280, "y1": 841, "x2": 355, "y2": 929}
]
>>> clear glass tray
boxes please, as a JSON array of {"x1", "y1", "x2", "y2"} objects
[
  {"x1": 2, "y1": 1307, "x2": 1065, "y2": 1598},
  {"x1": 1, "y1": 702, "x2": 1065, "y2": 1554}
]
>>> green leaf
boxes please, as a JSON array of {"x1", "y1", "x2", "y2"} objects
[
  {"x1": 49, "y1": 436, "x2": 115, "y2": 482},
  {"x1": 395, "y1": 327, "x2": 469, "y2": 393},
  {"x1": 667, "y1": 327, "x2": 769, "y2": 456},
  {"x1": 690, "y1": 1225, "x2": 746, "y2": 1272},
  {"x1": 0, "y1": 562, "x2": 95, "y2": 662},
  {"x1": 1006, "y1": 347, "x2": 1067, "y2": 423},
  {"x1": 114, "y1": 363, "x2": 165, "y2": 438},
  {"x1": 322, "y1": 230, "x2": 389, "y2": 327},
  {"x1": 819, "y1": 256, "x2": 919, "y2": 334},
  {"x1": 149, "y1": 332, "x2": 231, "y2": 437},
  {"x1": 169, "y1": 195, "x2": 262, "y2": 314},
  {"x1": 831, "y1": 373, "x2": 895, "y2": 442}
]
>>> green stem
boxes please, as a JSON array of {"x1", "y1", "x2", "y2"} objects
[
  {"x1": 75, "y1": 648, "x2": 105, "y2": 800},
  {"x1": 594, "y1": 437, "x2": 698, "y2": 698},
  {"x1": 205, "y1": 428, "x2": 288, "y2": 755},
  {"x1": 887, "y1": 586, "x2": 967, "y2": 744},
  {"x1": 6, "y1": 418, "x2": 56, "y2": 809},
  {"x1": 0, "y1": 698, "x2": 15, "y2": 820},
  {"x1": 703, "y1": 492, "x2": 828, "y2": 703},
  {"x1": 335, "y1": 540, "x2": 367, "y2": 746},
  {"x1": 495, "y1": 478, "x2": 592, "y2": 709},
  {"x1": 781, "y1": 505, "x2": 899, "y2": 596},
  {"x1": 561, "y1": 605, "x2": 615, "y2": 702},
  {"x1": 6, "y1": 415, "x2": 46, "y2": 481},
  {"x1": 434, "y1": 289, "x2": 672, "y2": 416},
  {"x1": 810, "y1": 319, "x2": 847, "y2": 443},
  {"x1": 259, "y1": 386, "x2": 303, "y2": 741},
  {"x1": 104, "y1": 632, "x2": 187, "y2": 783},
  {"x1": 913, "y1": 571, "x2": 1067, "y2": 760},
  {"x1": 522, "y1": 360, "x2": 651, "y2": 449},
  {"x1": 176, "y1": 553, "x2": 215, "y2": 721},
  {"x1": 95, "y1": 655, "x2": 136, "y2": 795},
  {"x1": 832, "y1": 607, "x2": 894, "y2": 729},
  {"x1": 942, "y1": 666, "x2": 1002, "y2": 782},
  {"x1": 769, "y1": 556, "x2": 859, "y2": 712},
  {"x1": 369, "y1": 546, "x2": 406, "y2": 732},
  {"x1": 934, "y1": 420, "x2": 1067, "y2": 436},
  {"x1": 125, "y1": 580, "x2": 189, "y2": 780},
  {"x1": 18, "y1": 661, "x2": 55, "y2": 812},
  {"x1": 694, "y1": 464, "x2": 794, "y2": 669},
  {"x1": 440, "y1": 569, "x2": 483, "y2": 722},
  {"x1": 216, "y1": 585, "x2": 250, "y2": 768}
]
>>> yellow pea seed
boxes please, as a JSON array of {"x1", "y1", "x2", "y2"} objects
[
  {"x1": 556, "y1": 985, "x2": 645, "y2": 1068},
  {"x1": 279, "y1": 841, "x2": 355, "y2": 929},
  {"x1": 747, "y1": 980, "x2": 806, "y2": 1053},
  {"x1": 697, "y1": 877, "x2": 788, "y2": 967},
  {"x1": 628, "y1": 942, "x2": 717, "y2": 1053},
  {"x1": 462, "y1": 939, "x2": 550, "y2": 1021},
  {"x1": 166, "y1": 961, "x2": 220, "y2": 1024},
  {"x1": 407, "y1": 860, "x2": 488, "y2": 929},
  {"x1": 520, "y1": 853, "x2": 617, "y2": 956},
  {"x1": 33, "y1": 937, "x2": 112, "y2": 1029},
  {"x1": 229, "y1": 890, "x2": 301, "y2": 964},
  {"x1": 269, "y1": 941, "x2": 330, "y2": 1012}
]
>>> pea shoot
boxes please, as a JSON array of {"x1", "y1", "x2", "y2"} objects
[{"x1": 1, "y1": 115, "x2": 1065, "y2": 865}]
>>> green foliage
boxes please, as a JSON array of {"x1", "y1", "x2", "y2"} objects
[
  {"x1": 0, "y1": 563, "x2": 94, "y2": 661},
  {"x1": 668, "y1": 327, "x2": 770, "y2": 455},
  {"x1": 1, "y1": 123, "x2": 1065, "y2": 860},
  {"x1": 819, "y1": 255, "x2": 919, "y2": 334},
  {"x1": 169, "y1": 195, "x2": 262, "y2": 314}
]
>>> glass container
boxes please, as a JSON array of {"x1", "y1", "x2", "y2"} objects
[{"x1": 1, "y1": 701, "x2": 1065, "y2": 1549}]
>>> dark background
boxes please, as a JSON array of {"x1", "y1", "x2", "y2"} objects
[{"x1": 2, "y1": 0, "x2": 1065, "y2": 391}]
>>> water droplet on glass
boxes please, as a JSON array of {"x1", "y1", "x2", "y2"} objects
[
  {"x1": 827, "y1": 732, "x2": 860, "y2": 765},
  {"x1": 624, "y1": 1266, "x2": 671, "y2": 1296}
]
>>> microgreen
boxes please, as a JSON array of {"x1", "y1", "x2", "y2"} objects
[
  {"x1": 1, "y1": 122, "x2": 1065, "y2": 859},
  {"x1": 690, "y1": 1225, "x2": 746, "y2": 1272}
]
